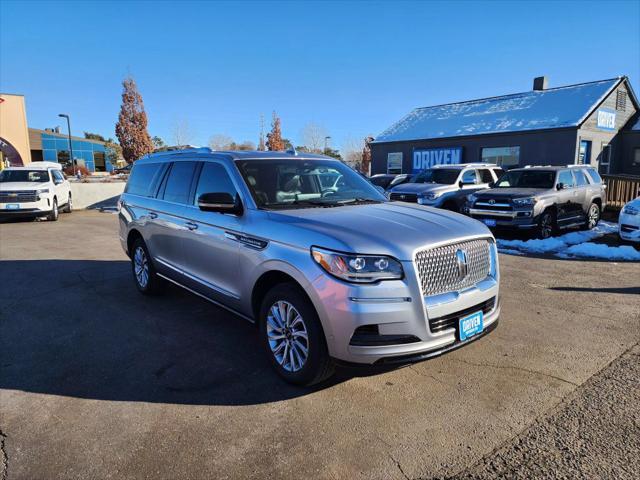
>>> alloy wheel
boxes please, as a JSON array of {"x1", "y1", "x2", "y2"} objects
[
  {"x1": 134, "y1": 246, "x2": 149, "y2": 288},
  {"x1": 588, "y1": 205, "x2": 599, "y2": 229},
  {"x1": 266, "y1": 300, "x2": 309, "y2": 372},
  {"x1": 540, "y1": 214, "x2": 553, "y2": 239}
]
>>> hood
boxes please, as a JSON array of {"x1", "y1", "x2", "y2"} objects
[
  {"x1": 0, "y1": 182, "x2": 49, "y2": 192},
  {"x1": 475, "y1": 188, "x2": 545, "y2": 199},
  {"x1": 624, "y1": 197, "x2": 640, "y2": 209},
  {"x1": 390, "y1": 182, "x2": 451, "y2": 195},
  {"x1": 264, "y1": 202, "x2": 492, "y2": 261}
]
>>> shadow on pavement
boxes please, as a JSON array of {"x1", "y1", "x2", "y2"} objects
[
  {"x1": 549, "y1": 286, "x2": 640, "y2": 295},
  {"x1": 0, "y1": 259, "x2": 381, "y2": 406}
]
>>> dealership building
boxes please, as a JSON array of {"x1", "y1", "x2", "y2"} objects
[
  {"x1": 0, "y1": 93, "x2": 114, "y2": 172},
  {"x1": 371, "y1": 76, "x2": 640, "y2": 177}
]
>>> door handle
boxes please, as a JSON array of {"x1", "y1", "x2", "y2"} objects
[
  {"x1": 148, "y1": 212, "x2": 158, "y2": 219},
  {"x1": 185, "y1": 222, "x2": 198, "y2": 231}
]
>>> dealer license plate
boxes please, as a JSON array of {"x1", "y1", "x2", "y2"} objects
[
  {"x1": 482, "y1": 219, "x2": 497, "y2": 227},
  {"x1": 5, "y1": 204, "x2": 20, "y2": 210},
  {"x1": 459, "y1": 310, "x2": 484, "y2": 341}
]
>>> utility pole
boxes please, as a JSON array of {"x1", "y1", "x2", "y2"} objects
[{"x1": 58, "y1": 114, "x2": 75, "y2": 176}]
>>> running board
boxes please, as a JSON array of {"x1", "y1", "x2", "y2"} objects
[{"x1": 157, "y1": 273, "x2": 255, "y2": 324}]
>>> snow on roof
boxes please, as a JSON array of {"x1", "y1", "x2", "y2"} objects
[{"x1": 374, "y1": 78, "x2": 621, "y2": 143}]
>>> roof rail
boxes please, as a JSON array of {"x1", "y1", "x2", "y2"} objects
[
  {"x1": 567, "y1": 164, "x2": 587, "y2": 168},
  {"x1": 139, "y1": 147, "x2": 212, "y2": 160}
]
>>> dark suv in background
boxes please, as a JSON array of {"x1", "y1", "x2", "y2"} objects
[{"x1": 467, "y1": 166, "x2": 606, "y2": 239}]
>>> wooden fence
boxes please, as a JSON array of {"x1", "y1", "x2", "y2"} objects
[{"x1": 602, "y1": 174, "x2": 640, "y2": 208}]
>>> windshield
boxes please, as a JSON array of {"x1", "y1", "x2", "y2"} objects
[
  {"x1": 494, "y1": 170, "x2": 555, "y2": 189},
  {"x1": 0, "y1": 170, "x2": 50, "y2": 183},
  {"x1": 235, "y1": 159, "x2": 387, "y2": 209},
  {"x1": 412, "y1": 168, "x2": 459, "y2": 185}
]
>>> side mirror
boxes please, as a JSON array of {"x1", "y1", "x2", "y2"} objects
[
  {"x1": 556, "y1": 183, "x2": 564, "y2": 191},
  {"x1": 488, "y1": 182, "x2": 495, "y2": 188},
  {"x1": 458, "y1": 180, "x2": 464, "y2": 188},
  {"x1": 198, "y1": 192, "x2": 243, "y2": 215}
]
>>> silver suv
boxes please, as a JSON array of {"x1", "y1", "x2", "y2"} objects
[
  {"x1": 467, "y1": 166, "x2": 607, "y2": 239},
  {"x1": 389, "y1": 163, "x2": 504, "y2": 211},
  {"x1": 119, "y1": 149, "x2": 500, "y2": 385}
]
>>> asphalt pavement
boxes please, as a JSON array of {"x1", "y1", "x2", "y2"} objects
[{"x1": 1, "y1": 211, "x2": 638, "y2": 479}]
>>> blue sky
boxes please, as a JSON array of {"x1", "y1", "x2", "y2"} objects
[{"x1": 1, "y1": 0, "x2": 639, "y2": 152}]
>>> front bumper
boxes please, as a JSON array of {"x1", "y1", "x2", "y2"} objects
[
  {"x1": 468, "y1": 206, "x2": 538, "y2": 229},
  {"x1": 0, "y1": 198, "x2": 52, "y2": 219},
  {"x1": 309, "y1": 256, "x2": 500, "y2": 365}
]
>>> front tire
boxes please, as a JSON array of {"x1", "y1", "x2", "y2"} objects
[
  {"x1": 582, "y1": 203, "x2": 600, "y2": 230},
  {"x1": 131, "y1": 238, "x2": 164, "y2": 295},
  {"x1": 259, "y1": 283, "x2": 334, "y2": 386},
  {"x1": 48, "y1": 199, "x2": 59, "y2": 221},
  {"x1": 537, "y1": 210, "x2": 556, "y2": 239}
]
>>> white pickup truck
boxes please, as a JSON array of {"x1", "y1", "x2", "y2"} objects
[{"x1": 0, "y1": 161, "x2": 72, "y2": 221}]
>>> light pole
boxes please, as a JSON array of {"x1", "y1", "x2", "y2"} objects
[
  {"x1": 58, "y1": 114, "x2": 75, "y2": 176},
  {"x1": 324, "y1": 136, "x2": 331, "y2": 153}
]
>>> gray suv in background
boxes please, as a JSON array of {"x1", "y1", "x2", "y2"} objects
[
  {"x1": 467, "y1": 166, "x2": 606, "y2": 239},
  {"x1": 119, "y1": 149, "x2": 500, "y2": 385},
  {"x1": 389, "y1": 163, "x2": 504, "y2": 212}
]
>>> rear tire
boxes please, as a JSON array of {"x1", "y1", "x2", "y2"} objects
[
  {"x1": 63, "y1": 193, "x2": 73, "y2": 213},
  {"x1": 537, "y1": 210, "x2": 556, "y2": 239},
  {"x1": 259, "y1": 283, "x2": 335, "y2": 386},
  {"x1": 48, "y1": 199, "x2": 59, "y2": 221},
  {"x1": 131, "y1": 238, "x2": 164, "y2": 295},
  {"x1": 581, "y1": 203, "x2": 600, "y2": 230}
]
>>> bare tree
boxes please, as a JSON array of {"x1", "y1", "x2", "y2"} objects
[
  {"x1": 208, "y1": 134, "x2": 234, "y2": 150},
  {"x1": 341, "y1": 136, "x2": 364, "y2": 170},
  {"x1": 171, "y1": 119, "x2": 195, "y2": 147},
  {"x1": 300, "y1": 122, "x2": 328, "y2": 153}
]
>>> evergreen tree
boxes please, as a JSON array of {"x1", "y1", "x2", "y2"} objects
[
  {"x1": 266, "y1": 111, "x2": 284, "y2": 151},
  {"x1": 115, "y1": 77, "x2": 154, "y2": 163}
]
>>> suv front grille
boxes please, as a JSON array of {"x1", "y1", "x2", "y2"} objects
[
  {"x1": 0, "y1": 190, "x2": 38, "y2": 203},
  {"x1": 429, "y1": 297, "x2": 496, "y2": 334},
  {"x1": 390, "y1": 193, "x2": 418, "y2": 203},
  {"x1": 473, "y1": 199, "x2": 513, "y2": 211},
  {"x1": 414, "y1": 238, "x2": 492, "y2": 296}
]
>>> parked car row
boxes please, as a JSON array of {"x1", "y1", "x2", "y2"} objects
[{"x1": 381, "y1": 164, "x2": 608, "y2": 240}]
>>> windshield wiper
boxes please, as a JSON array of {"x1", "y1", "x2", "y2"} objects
[{"x1": 334, "y1": 197, "x2": 382, "y2": 205}]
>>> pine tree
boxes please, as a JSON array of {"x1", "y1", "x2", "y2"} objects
[
  {"x1": 115, "y1": 77, "x2": 154, "y2": 163},
  {"x1": 266, "y1": 111, "x2": 284, "y2": 151}
]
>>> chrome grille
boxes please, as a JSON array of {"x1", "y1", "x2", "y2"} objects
[
  {"x1": 390, "y1": 193, "x2": 418, "y2": 203},
  {"x1": 414, "y1": 238, "x2": 492, "y2": 296},
  {"x1": 0, "y1": 190, "x2": 38, "y2": 203}
]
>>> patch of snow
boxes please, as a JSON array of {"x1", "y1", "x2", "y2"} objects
[
  {"x1": 564, "y1": 242, "x2": 640, "y2": 261},
  {"x1": 495, "y1": 221, "x2": 637, "y2": 261}
]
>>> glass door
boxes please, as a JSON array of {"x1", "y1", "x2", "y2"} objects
[{"x1": 578, "y1": 140, "x2": 591, "y2": 165}]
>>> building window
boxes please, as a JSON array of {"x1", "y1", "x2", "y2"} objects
[
  {"x1": 57, "y1": 150, "x2": 70, "y2": 166},
  {"x1": 616, "y1": 90, "x2": 627, "y2": 111},
  {"x1": 387, "y1": 152, "x2": 402, "y2": 174},
  {"x1": 480, "y1": 146, "x2": 520, "y2": 168},
  {"x1": 579, "y1": 140, "x2": 592, "y2": 165},
  {"x1": 633, "y1": 148, "x2": 640, "y2": 167}
]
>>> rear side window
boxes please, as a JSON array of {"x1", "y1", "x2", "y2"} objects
[
  {"x1": 479, "y1": 169, "x2": 494, "y2": 183},
  {"x1": 461, "y1": 170, "x2": 478, "y2": 184},
  {"x1": 162, "y1": 161, "x2": 197, "y2": 204},
  {"x1": 194, "y1": 162, "x2": 237, "y2": 205},
  {"x1": 585, "y1": 168, "x2": 602, "y2": 184},
  {"x1": 126, "y1": 163, "x2": 164, "y2": 197},
  {"x1": 574, "y1": 170, "x2": 589, "y2": 186},
  {"x1": 558, "y1": 170, "x2": 575, "y2": 188}
]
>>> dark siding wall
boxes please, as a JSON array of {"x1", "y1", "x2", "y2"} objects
[
  {"x1": 578, "y1": 80, "x2": 638, "y2": 174},
  {"x1": 370, "y1": 128, "x2": 578, "y2": 175},
  {"x1": 618, "y1": 131, "x2": 640, "y2": 176}
]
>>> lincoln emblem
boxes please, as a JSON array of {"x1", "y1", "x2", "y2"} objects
[{"x1": 455, "y1": 249, "x2": 468, "y2": 280}]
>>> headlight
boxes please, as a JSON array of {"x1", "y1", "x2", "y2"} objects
[
  {"x1": 466, "y1": 193, "x2": 477, "y2": 203},
  {"x1": 622, "y1": 205, "x2": 639, "y2": 215},
  {"x1": 423, "y1": 192, "x2": 441, "y2": 200},
  {"x1": 512, "y1": 197, "x2": 536, "y2": 207},
  {"x1": 311, "y1": 246, "x2": 403, "y2": 283},
  {"x1": 36, "y1": 188, "x2": 50, "y2": 195}
]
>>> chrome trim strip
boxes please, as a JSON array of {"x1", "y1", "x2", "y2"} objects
[
  {"x1": 423, "y1": 276, "x2": 497, "y2": 308},
  {"x1": 224, "y1": 231, "x2": 269, "y2": 250},
  {"x1": 475, "y1": 202, "x2": 511, "y2": 208},
  {"x1": 157, "y1": 273, "x2": 254, "y2": 323},
  {"x1": 469, "y1": 208, "x2": 516, "y2": 218},
  {"x1": 349, "y1": 297, "x2": 412, "y2": 303},
  {"x1": 154, "y1": 257, "x2": 240, "y2": 300}
]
